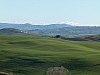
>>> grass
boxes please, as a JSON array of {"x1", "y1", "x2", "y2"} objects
[{"x1": 0, "y1": 35, "x2": 100, "y2": 75}]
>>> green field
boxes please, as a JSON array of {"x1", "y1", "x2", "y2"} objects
[{"x1": 0, "y1": 36, "x2": 100, "y2": 75}]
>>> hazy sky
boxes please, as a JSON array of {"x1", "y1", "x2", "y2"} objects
[{"x1": 0, "y1": 0, "x2": 100, "y2": 25}]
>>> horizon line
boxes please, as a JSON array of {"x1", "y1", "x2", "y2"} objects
[{"x1": 0, "y1": 22, "x2": 100, "y2": 26}]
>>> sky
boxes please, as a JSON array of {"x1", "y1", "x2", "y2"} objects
[{"x1": 0, "y1": 0, "x2": 100, "y2": 26}]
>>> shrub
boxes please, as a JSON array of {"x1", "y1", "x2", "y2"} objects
[
  {"x1": 46, "y1": 66, "x2": 70, "y2": 75},
  {"x1": 54, "y1": 35, "x2": 61, "y2": 38}
]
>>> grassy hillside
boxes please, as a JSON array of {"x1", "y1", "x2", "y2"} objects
[
  {"x1": 80, "y1": 35, "x2": 100, "y2": 41},
  {"x1": 0, "y1": 28, "x2": 34, "y2": 36},
  {"x1": 0, "y1": 36, "x2": 100, "y2": 75}
]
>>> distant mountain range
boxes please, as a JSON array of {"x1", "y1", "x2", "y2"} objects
[
  {"x1": 0, "y1": 23, "x2": 100, "y2": 37},
  {"x1": 0, "y1": 23, "x2": 71, "y2": 30}
]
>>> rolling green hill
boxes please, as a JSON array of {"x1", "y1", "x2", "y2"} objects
[
  {"x1": 61, "y1": 34, "x2": 100, "y2": 42},
  {"x1": 0, "y1": 28, "x2": 34, "y2": 36},
  {"x1": 0, "y1": 36, "x2": 100, "y2": 75},
  {"x1": 80, "y1": 35, "x2": 100, "y2": 41}
]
